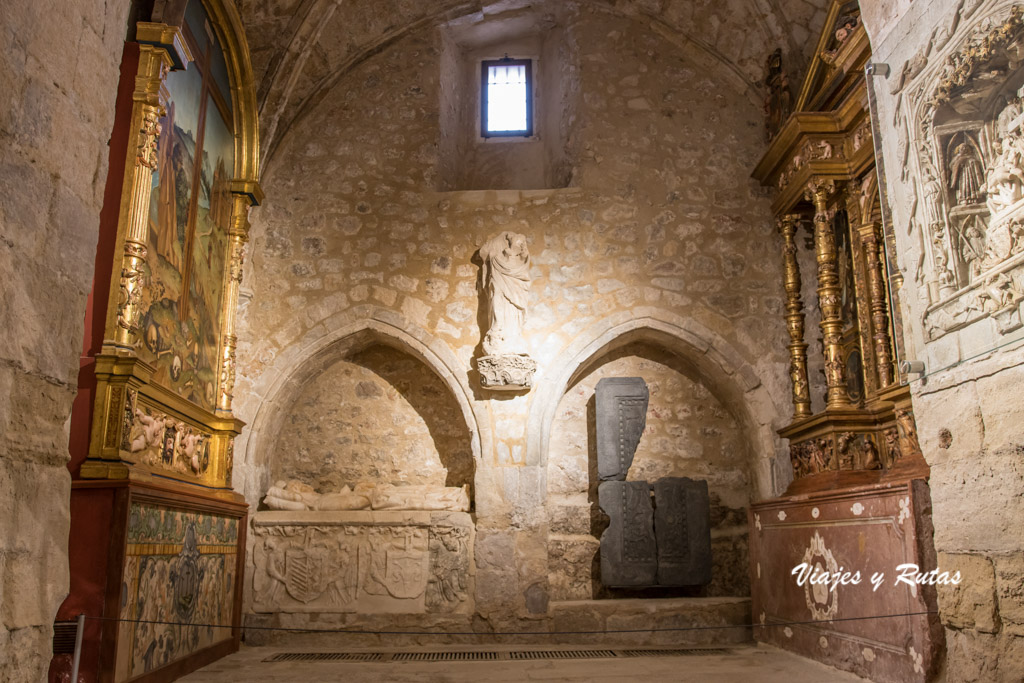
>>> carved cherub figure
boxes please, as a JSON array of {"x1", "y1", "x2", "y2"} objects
[{"x1": 130, "y1": 408, "x2": 167, "y2": 453}]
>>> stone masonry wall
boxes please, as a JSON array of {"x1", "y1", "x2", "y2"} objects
[
  {"x1": 864, "y1": 0, "x2": 1024, "y2": 678},
  {"x1": 0, "y1": 0, "x2": 129, "y2": 678},
  {"x1": 234, "y1": 5, "x2": 791, "y2": 628},
  {"x1": 547, "y1": 341, "x2": 750, "y2": 601},
  {"x1": 271, "y1": 344, "x2": 474, "y2": 496}
]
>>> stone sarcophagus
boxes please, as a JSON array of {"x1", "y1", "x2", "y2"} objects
[
  {"x1": 599, "y1": 478, "x2": 712, "y2": 587},
  {"x1": 250, "y1": 510, "x2": 473, "y2": 615}
]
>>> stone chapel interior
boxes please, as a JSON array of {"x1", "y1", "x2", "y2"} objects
[{"x1": 3, "y1": 0, "x2": 1023, "y2": 681}]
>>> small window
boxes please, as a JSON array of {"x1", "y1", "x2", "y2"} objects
[{"x1": 481, "y1": 58, "x2": 533, "y2": 138}]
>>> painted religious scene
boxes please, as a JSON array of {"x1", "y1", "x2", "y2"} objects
[
  {"x1": 139, "y1": 5, "x2": 235, "y2": 414},
  {"x1": 114, "y1": 503, "x2": 240, "y2": 680}
]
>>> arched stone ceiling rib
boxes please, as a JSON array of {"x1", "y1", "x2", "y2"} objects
[{"x1": 238, "y1": 0, "x2": 832, "y2": 170}]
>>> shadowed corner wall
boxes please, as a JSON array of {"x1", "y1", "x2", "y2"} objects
[{"x1": 0, "y1": 0, "x2": 130, "y2": 680}]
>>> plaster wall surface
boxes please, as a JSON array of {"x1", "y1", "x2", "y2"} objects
[
  {"x1": 863, "y1": 0, "x2": 1024, "y2": 677},
  {"x1": 0, "y1": 0, "x2": 128, "y2": 679},
  {"x1": 234, "y1": 3, "x2": 793, "y2": 630}
]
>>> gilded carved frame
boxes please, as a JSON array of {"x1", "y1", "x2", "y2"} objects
[{"x1": 81, "y1": 0, "x2": 261, "y2": 491}]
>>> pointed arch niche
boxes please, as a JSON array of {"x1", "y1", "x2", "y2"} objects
[
  {"x1": 546, "y1": 336, "x2": 754, "y2": 601},
  {"x1": 264, "y1": 333, "x2": 476, "y2": 502}
]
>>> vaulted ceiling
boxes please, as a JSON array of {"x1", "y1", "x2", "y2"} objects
[{"x1": 237, "y1": 0, "x2": 832, "y2": 168}]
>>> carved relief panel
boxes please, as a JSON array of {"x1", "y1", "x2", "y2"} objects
[
  {"x1": 250, "y1": 511, "x2": 473, "y2": 615},
  {"x1": 899, "y1": 4, "x2": 1024, "y2": 340}
]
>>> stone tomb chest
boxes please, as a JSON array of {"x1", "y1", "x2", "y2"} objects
[{"x1": 250, "y1": 510, "x2": 473, "y2": 615}]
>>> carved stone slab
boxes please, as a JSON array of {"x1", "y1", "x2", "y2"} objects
[
  {"x1": 599, "y1": 480, "x2": 657, "y2": 587},
  {"x1": 653, "y1": 477, "x2": 712, "y2": 586},
  {"x1": 250, "y1": 511, "x2": 473, "y2": 615},
  {"x1": 595, "y1": 377, "x2": 649, "y2": 481}
]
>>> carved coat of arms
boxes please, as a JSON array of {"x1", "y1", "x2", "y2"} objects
[{"x1": 284, "y1": 547, "x2": 329, "y2": 603}]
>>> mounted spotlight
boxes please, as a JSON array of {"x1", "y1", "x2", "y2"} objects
[{"x1": 900, "y1": 360, "x2": 926, "y2": 375}]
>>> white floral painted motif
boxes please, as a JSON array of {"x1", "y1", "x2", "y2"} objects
[
  {"x1": 760, "y1": 611, "x2": 766, "y2": 626},
  {"x1": 898, "y1": 497, "x2": 911, "y2": 525},
  {"x1": 851, "y1": 502, "x2": 864, "y2": 515},
  {"x1": 801, "y1": 531, "x2": 840, "y2": 621},
  {"x1": 778, "y1": 510, "x2": 787, "y2": 521},
  {"x1": 784, "y1": 627, "x2": 793, "y2": 638},
  {"x1": 812, "y1": 507, "x2": 820, "y2": 519},
  {"x1": 909, "y1": 646, "x2": 924, "y2": 674},
  {"x1": 819, "y1": 636, "x2": 829, "y2": 649},
  {"x1": 755, "y1": 513, "x2": 761, "y2": 531},
  {"x1": 862, "y1": 647, "x2": 876, "y2": 662}
]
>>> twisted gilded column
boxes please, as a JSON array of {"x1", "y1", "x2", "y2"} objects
[
  {"x1": 217, "y1": 194, "x2": 252, "y2": 415},
  {"x1": 862, "y1": 222, "x2": 895, "y2": 388},
  {"x1": 779, "y1": 214, "x2": 812, "y2": 418},
  {"x1": 806, "y1": 178, "x2": 852, "y2": 409},
  {"x1": 113, "y1": 46, "x2": 172, "y2": 350}
]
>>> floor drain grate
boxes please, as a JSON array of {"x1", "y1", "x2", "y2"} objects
[
  {"x1": 391, "y1": 651, "x2": 500, "y2": 661},
  {"x1": 510, "y1": 650, "x2": 618, "y2": 660},
  {"x1": 264, "y1": 652, "x2": 384, "y2": 662},
  {"x1": 619, "y1": 648, "x2": 731, "y2": 657},
  {"x1": 264, "y1": 647, "x2": 732, "y2": 663}
]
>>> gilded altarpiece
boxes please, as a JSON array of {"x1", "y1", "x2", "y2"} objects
[
  {"x1": 57, "y1": 1, "x2": 261, "y2": 681},
  {"x1": 749, "y1": 2, "x2": 942, "y2": 681}
]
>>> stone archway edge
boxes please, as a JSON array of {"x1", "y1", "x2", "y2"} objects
[{"x1": 237, "y1": 305, "x2": 788, "y2": 504}]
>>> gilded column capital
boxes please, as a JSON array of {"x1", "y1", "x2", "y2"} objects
[{"x1": 804, "y1": 177, "x2": 836, "y2": 204}]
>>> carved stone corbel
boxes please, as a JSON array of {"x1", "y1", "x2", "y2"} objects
[
  {"x1": 805, "y1": 178, "x2": 852, "y2": 409},
  {"x1": 779, "y1": 214, "x2": 812, "y2": 418}
]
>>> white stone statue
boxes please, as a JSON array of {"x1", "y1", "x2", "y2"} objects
[
  {"x1": 477, "y1": 231, "x2": 537, "y2": 390},
  {"x1": 480, "y1": 231, "x2": 531, "y2": 356},
  {"x1": 264, "y1": 480, "x2": 371, "y2": 511},
  {"x1": 263, "y1": 480, "x2": 470, "y2": 512},
  {"x1": 370, "y1": 484, "x2": 471, "y2": 512}
]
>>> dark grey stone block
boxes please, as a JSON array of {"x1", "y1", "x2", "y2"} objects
[
  {"x1": 598, "y1": 480, "x2": 657, "y2": 587},
  {"x1": 653, "y1": 477, "x2": 712, "y2": 586},
  {"x1": 595, "y1": 377, "x2": 649, "y2": 481}
]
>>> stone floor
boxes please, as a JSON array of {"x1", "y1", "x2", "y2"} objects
[{"x1": 182, "y1": 643, "x2": 866, "y2": 682}]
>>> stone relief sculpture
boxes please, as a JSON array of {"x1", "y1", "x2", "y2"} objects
[
  {"x1": 477, "y1": 231, "x2": 537, "y2": 390},
  {"x1": 127, "y1": 402, "x2": 212, "y2": 476},
  {"x1": 947, "y1": 141, "x2": 985, "y2": 206},
  {"x1": 893, "y1": 3, "x2": 1024, "y2": 340},
  {"x1": 426, "y1": 527, "x2": 470, "y2": 609},
  {"x1": 250, "y1": 512, "x2": 473, "y2": 615},
  {"x1": 263, "y1": 480, "x2": 470, "y2": 512}
]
